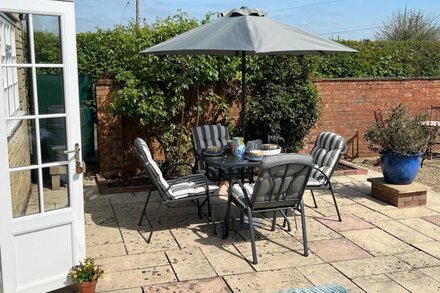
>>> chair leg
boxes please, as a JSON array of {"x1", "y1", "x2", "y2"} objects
[
  {"x1": 196, "y1": 199, "x2": 202, "y2": 219},
  {"x1": 310, "y1": 189, "x2": 318, "y2": 208},
  {"x1": 147, "y1": 200, "x2": 163, "y2": 243},
  {"x1": 280, "y1": 209, "x2": 291, "y2": 232},
  {"x1": 246, "y1": 207, "x2": 258, "y2": 265},
  {"x1": 138, "y1": 187, "x2": 154, "y2": 226},
  {"x1": 329, "y1": 182, "x2": 342, "y2": 222},
  {"x1": 299, "y1": 200, "x2": 309, "y2": 257},
  {"x1": 271, "y1": 211, "x2": 277, "y2": 231},
  {"x1": 223, "y1": 192, "x2": 233, "y2": 239},
  {"x1": 206, "y1": 193, "x2": 217, "y2": 235}
]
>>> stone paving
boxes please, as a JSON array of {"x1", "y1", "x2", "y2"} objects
[{"x1": 76, "y1": 169, "x2": 440, "y2": 292}]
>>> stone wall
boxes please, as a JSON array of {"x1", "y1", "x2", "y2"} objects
[{"x1": 95, "y1": 77, "x2": 440, "y2": 176}]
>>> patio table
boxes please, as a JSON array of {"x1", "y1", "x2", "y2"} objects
[{"x1": 201, "y1": 154, "x2": 261, "y2": 238}]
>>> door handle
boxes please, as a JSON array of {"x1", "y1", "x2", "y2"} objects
[{"x1": 64, "y1": 143, "x2": 83, "y2": 174}]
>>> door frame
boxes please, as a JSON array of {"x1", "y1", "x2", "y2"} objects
[{"x1": 0, "y1": 1, "x2": 84, "y2": 292}]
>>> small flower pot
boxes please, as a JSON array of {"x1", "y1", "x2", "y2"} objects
[
  {"x1": 380, "y1": 152, "x2": 422, "y2": 185},
  {"x1": 78, "y1": 280, "x2": 98, "y2": 293}
]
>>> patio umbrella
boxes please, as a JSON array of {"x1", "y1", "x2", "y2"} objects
[{"x1": 141, "y1": 7, "x2": 357, "y2": 137}]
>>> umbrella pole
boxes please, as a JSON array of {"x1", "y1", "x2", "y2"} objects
[{"x1": 241, "y1": 51, "x2": 246, "y2": 138}]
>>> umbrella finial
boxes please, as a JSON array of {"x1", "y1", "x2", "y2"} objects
[{"x1": 222, "y1": 7, "x2": 266, "y2": 17}]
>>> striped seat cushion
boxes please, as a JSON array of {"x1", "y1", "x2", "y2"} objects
[
  {"x1": 310, "y1": 132, "x2": 346, "y2": 184},
  {"x1": 168, "y1": 174, "x2": 219, "y2": 199},
  {"x1": 192, "y1": 125, "x2": 229, "y2": 172},
  {"x1": 134, "y1": 138, "x2": 218, "y2": 200},
  {"x1": 231, "y1": 183, "x2": 255, "y2": 208}
]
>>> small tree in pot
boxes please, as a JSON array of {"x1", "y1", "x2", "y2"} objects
[{"x1": 364, "y1": 103, "x2": 430, "y2": 184}]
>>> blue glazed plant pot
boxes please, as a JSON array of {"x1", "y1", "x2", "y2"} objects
[{"x1": 380, "y1": 152, "x2": 422, "y2": 185}]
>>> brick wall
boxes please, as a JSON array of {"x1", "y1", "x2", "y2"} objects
[
  {"x1": 310, "y1": 78, "x2": 440, "y2": 157},
  {"x1": 96, "y1": 77, "x2": 440, "y2": 176},
  {"x1": 8, "y1": 16, "x2": 32, "y2": 217}
]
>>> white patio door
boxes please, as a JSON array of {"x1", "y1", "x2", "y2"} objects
[{"x1": 0, "y1": 1, "x2": 85, "y2": 292}]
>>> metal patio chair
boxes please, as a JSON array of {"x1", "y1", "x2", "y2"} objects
[
  {"x1": 192, "y1": 124, "x2": 230, "y2": 178},
  {"x1": 225, "y1": 154, "x2": 313, "y2": 264},
  {"x1": 306, "y1": 132, "x2": 346, "y2": 222},
  {"x1": 134, "y1": 137, "x2": 219, "y2": 242},
  {"x1": 192, "y1": 124, "x2": 253, "y2": 182}
]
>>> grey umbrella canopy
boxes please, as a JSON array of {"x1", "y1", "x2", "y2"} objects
[{"x1": 141, "y1": 7, "x2": 357, "y2": 137}]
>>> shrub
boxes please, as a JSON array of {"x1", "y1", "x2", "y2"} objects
[
  {"x1": 246, "y1": 56, "x2": 321, "y2": 152},
  {"x1": 364, "y1": 103, "x2": 430, "y2": 155}
]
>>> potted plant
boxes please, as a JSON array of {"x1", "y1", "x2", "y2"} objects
[
  {"x1": 364, "y1": 103, "x2": 430, "y2": 185},
  {"x1": 69, "y1": 257, "x2": 104, "y2": 293}
]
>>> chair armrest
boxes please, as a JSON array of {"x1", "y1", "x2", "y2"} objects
[
  {"x1": 231, "y1": 178, "x2": 252, "y2": 208},
  {"x1": 312, "y1": 166, "x2": 331, "y2": 186}
]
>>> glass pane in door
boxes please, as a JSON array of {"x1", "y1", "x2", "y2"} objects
[
  {"x1": 40, "y1": 117, "x2": 67, "y2": 163},
  {"x1": 33, "y1": 15, "x2": 61, "y2": 64},
  {"x1": 36, "y1": 68, "x2": 64, "y2": 114},
  {"x1": 10, "y1": 169, "x2": 40, "y2": 218},
  {"x1": 7, "y1": 118, "x2": 37, "y2": 168},
  {"x1": 42, "y1": 165, "x2": 69, "y2": 212}
]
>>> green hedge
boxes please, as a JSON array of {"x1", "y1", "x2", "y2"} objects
[{"x1": 307, "y1": 39, "x2": 440, "y2": 78}]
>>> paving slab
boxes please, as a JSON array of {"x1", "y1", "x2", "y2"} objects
[
  {"x1": 166, "y1": 248, "x2": 217, "y2": 281},
  {"x1": 297, "y1": 263, "x2": 363, "y2": 293},
  {"x1": 308, "y1": 238, "x2": 371, "y2": 262},
  {"x1": 315, "y1": 215, "x2": 374, "y2": 232},
  {"x1": 332, "y1": 256, "x2": 412, "y2": 278},
  {"x1": 105, "y1": 288, "x2": 142, "y2": 293},
  {"x1": 85, "y1": 225, "x2": 123, "y2": 246},
  {"x1": 233, "y1": 236, "x2": 304, "y2": 257},
  {"x1": 352, "y1": 274, "x2": 409, "y2": 293},
  {"x1": 288, "y1": 218, "x2": 342, "y2": 242},
  {"x1": 97, "y1": 252, "x2": 168, "y2": 273},
  {"x1": 87, "y1": 243, "x2": 127, "y2": 259},
  {"x1": 394, "y1": 251, "x2": 440, "y2": 269},
  {"x1": 354, "y1": 211, "x2": 393, "y2": 224},
  {"x1": 388, "y1": 270, "x2": 440, "y2": 293},
  {"x1": 419, "y1": 266, "x2": 440, "y2": 282},
  {"x1": 413, "y1": 241, "x2": 440, "y2": 258},
  {"x1": 373, "y1": 219, "x2": 434, "y2": 243},
  {"x1": 250, "y1": 250, "x2": 323, "y2": 271},
  {"x1": 399, "y1": 218, "x2": 440, "y2": 241},
  {"x1": 422, "y1": 214, "x2": 440, "y2": 226},
  {"x1": 314, "y1": 204, "x2": 373, "y2": 218},
  {"x1": 121, "y1": 228, "x2": 179, "y2": 255},
  {"x1": 341, "y1": 228, "x2": 415, "y2": 256},
  {"x1": 143, "y1": 277, "x2": 231, "y2": 293},
  {"x1": 96, "y1": 266, "x2": 177, "y2": 292},
  {"x1": 170, "y1": 223, "x2": 242, "y2": 248},
  {"x1": 200, "y1": 244, "x2": 254, "y2": 276},
  {"x1": 223, "y1": 268, "x2": 312, "y2": 293},
  {"x1": 380, "y1": 206, "x2": 439, "y2": 220}
]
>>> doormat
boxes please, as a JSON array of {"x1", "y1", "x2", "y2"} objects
[{"x1": 281, "y1": 284, "x2": 350, "y2": 293}]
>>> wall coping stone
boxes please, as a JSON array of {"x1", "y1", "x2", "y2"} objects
[{"x1": 314, "y1": 77, "x2": 440, "y2": 82}]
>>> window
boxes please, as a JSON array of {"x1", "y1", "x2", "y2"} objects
[{"x1": 0, "y1": 14, "x2": 19, "y2": 117}]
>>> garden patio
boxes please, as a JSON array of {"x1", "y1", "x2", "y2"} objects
[{"x1": 59, "y1": 166, "x2": 440, "y2": 293}]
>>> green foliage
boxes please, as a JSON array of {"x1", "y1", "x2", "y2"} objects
[
  {"x1": 376, "y1": 7, "x2": 440, "y2": 41},
  {"x1": 77, "y1": 12, "x2": 240, "y2": 166},
  {"x1": 246, "y1": 56, "x2": 321, "y2": 152},
  {"x1": 308, "y1": 39, "x2": 440, "y2": 78},
  {"x1": 69, "y1": 257, "x2": 104, "y2": 283},
  {"x1": 364, "y1": 104, "x2": 430, "y2": 155},
  {"x1": 33, "y1": 31, "x2": 61, "y2": 74}
]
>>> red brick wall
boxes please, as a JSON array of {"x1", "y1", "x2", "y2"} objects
[
  {"x1": 96, "y1": 77, "x2": 440, "y2": 176},
  {"x1": 310, "y1": 78, "x2": 440, "y2": 157}
]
